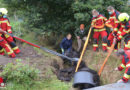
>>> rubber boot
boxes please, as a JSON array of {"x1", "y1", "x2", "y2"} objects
[
  {"x1": 9, "y1": 53, "x2": 16, "y2": 58},
  {"x1": 13, "y1": 48, "x2": 20, "y2": 54}
]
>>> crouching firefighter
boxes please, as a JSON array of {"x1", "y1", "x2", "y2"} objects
[
  {"x1": 115, "y1": 35, "x2": 130, "y2": 83},
  {"x1": 91, "y1": 9, "x2": 108, "y2": 52},
  {"x1": 0, "y1": 8, "x2": 20, "y2": 55},
  {"x1": 60, "y1": 34, "x2": 72, "y2": 55},
  {"x1": 0, "y1": 29, "x2": 15, "y2": 57}
]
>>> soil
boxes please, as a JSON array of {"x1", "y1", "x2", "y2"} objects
[{"x1": 0, "y1": 43, "x2": 100, "y2": 90}]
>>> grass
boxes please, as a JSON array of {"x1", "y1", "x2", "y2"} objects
[
  {"x1": 6, "y1": 78, "x2": 71, "y2": 90},
  {"x1": 84, "y1": 49, "x2": 124, "y2": 85},
  {"x1": 3, "y1": 31, "x2": 125, "y2": 89}
]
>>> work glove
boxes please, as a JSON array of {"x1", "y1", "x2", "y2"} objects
[
  {"x1": 61, "y1": 48, "x2": 64, "y2": 55},
  {"x1": 112, "y1": 32, "x2": 117, "y2": 37},
  {"x1": 113, "y1": 38, "x2": 117, "y2": 45},
  {"x1": 114, "y1": 67, "x2": 118, "y2": 71},
  {"x1": 110, "y1": 28, "x2": 113, "y2": 32},
  {"x1": 7, "y1": 30, "x2": 12, "y2": 34}
]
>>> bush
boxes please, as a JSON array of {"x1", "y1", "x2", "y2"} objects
[{"x1": 0, "y1": 59, "x2": 40, "y2": 86}]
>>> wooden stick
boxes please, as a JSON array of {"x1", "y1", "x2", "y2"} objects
[
  {"x1": 75, "y1": 27, "x2": 92, "y2": 72},
  {"x1": 98, "y1": 43, "x2": 115, "y2": 76}
]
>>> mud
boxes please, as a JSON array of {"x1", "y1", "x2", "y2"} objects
[{"x1": 52, "y1": 49, "x2": 100, "y2": 89}]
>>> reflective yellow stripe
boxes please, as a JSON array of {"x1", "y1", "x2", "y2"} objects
[
  {"x1": 115, "y1": 21, "x2": 119, "y2": 23},
  {"x1": 110, "y1": 16, "x2": 116, "y2": 19},
  {"x1": 118, "y1": 42, "x2": 121, "y2": 49},
  {"x1": 93, "y1": 44, "x2": 98, "y2": 47},
  {"x1": 7, "y1": 51, "x2": 13, "y2": 55},
  {"x1": 8, "y1": 29, "x2": 11, "y2": 32},
  {"x1": 114, "y1": 28, "x2": 118, "y2": 31},
  {"x1": 125, "y1": 44, "x2": 130, "y2": 48},
  {"x1": 114, "y1": 49, "x2": 117, "y2": 52},
  {"x1": 5, "y1": 44, "x2": 13, "y2": 55},
  {"x1": 119, "y1": 35, "x2": 122, "y2": 39},
  {"x1": 5, "y1": 34, "x2": 10, "y2": 38},
  {"x1": 125, "y1": 41, "x2": 130, "y2": 48},
  {"x1": 121, "y1": 64, "x2": 126, "y2": 68},
  {"x1": 0, "y1": 48, "x2": 4, "y2": 53},
  {"x1": 107, "y1": 47, "x2": 110, "y2": 49},
  {"x1": 117, "y1": 31, "x2": 121, "y2": 34},
  {"x1": 126, "y1": 64, "x2": 130, "y2": 67},
  {"x1": 0, "y1": 20, "x2": 8, "y2": 23},
  {"x1": 124, "y1": 73, "x2": 130, "y2": 79},
  {"x1": 102, "y1": 43, "x2": 107, "y2": 46},
  {"x1": 121, "y1": 25, "x2": 125, "y2": 28},
  {"x1": 12, "y1": 46, "x2": 18, "y2": 50},
  {"x1": 0, "y1": 20, "x2": 11, "y2": 26},
  {"x1": 94, "y1": 28, "x2": 106, "y2": 32},
  {"x1": 123, "y1": 30, "x2": 129, "y2": 33}
]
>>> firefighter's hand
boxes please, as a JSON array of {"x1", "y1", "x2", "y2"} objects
[
  {"x1": 77, "y1": 36, "x2": 80, "y2": 39},
  {"x1": 117, "y1": 79, "x2": 123, "y2": 83},
  {"x1": 114, "y1": 67, "x2": 118, "y2": 71},
  {"x1": 110, "y1": 28, "x2": 113, "y2": 31},
  {"x1": 8, "y1": 30, "x2": 12, "y2": 34},
  {"x1": 3, "y1": 31, "x2": 7, "y2": 34},
  {"x1": 61, "y1": 48, "x2": 64, "y2": 55},
  {"x1": 113, "y1": 38, "x2": 117, "y2": 45}
]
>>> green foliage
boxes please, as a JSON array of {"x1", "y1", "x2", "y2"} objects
[
  {"x1": 0, "y1": 0, "x2": 129, "y2": 42},
  {"x1": 0, "y1": 59, "x2": 40, "y2": 85},
  {"x1": 1, "y1": 0, "x2": 129, "y2": 37}
]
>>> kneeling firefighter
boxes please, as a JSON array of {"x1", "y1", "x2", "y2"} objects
[
  {"x1": 0, "y1": 8, "x2": 20, "y2": 55},
  {"x1": 0, "y1": 29, "x2": 15, "y2": 57},
  {"x1": 115, "y1": 35, "x2": 130, "y2": 83}
]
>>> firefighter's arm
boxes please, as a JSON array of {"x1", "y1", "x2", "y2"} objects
[
  {"x1": 0, "y1": 28, "x2": 7, "y2": 34},
  {"x1": 117, "y1": 29, "x2": 130, "y2": 40},
  {"x1": 113, "y1": 20, "x2": 119, "y2": 34},
  {"x1": 91, "y1": 19, "x2": 95, "y2": 27},
  {"x1": 6, "y1": 20, "x2": 12, "y2": 33},
  {"x1": 103, "y1": 16, "x2": 108, "y2": 22},
  {"x1": 118, "y1": 57, "x2": 126, "y2": 71},
  {"x1": 105, "y1": 19, "x2": 113, "y2": 28}
]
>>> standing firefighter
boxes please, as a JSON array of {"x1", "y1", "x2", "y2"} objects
[
  {"x1": 0, "y1": 29, "x2": 15, "y2": 57},
  {"x1": 0, "y1": 8, "x2": 20, "y2": 55},
  {"x1": 91, "y1": 9, "x2": 108, "y2": 52},
  {"x1": 105, "y1": 6, "x2": 120, "y2": 52},
  {"x1": 75, "y1": 24, "x2": 88, "y2": 52},
  {"x1": 115, "y1": 35, "x2": 130, "y2": 83}
]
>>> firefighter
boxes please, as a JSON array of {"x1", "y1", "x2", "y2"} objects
[
  {"x1": 117, "y1": 13, "x2": 130, "y2": 41},
  {"x1": 0, "y1": 29, "x2": 15, "y2": 57},
  {"x1": 0, "y1": 8, "x2": 20, "y2": 54},
  {"x1": 115, "y1": 35, "x2": 130, "y2": 83},
  {"x1": 60, "y1": 34, "x2": 72, "y2": 55},
  {"x1": 75, "y1": 24, "x2": 88, "y2": 52},
  {"x1": 105, "y1": 6, "x2": 120, "y2": 52},
  {"x1": 91, "y1": 9, "x2": 108, "y2": 52}
]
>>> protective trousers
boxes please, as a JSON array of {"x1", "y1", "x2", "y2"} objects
[
  {"x1": 0, "y1": 36, "x2": 15, "y2": 57},
  {"x1": 3, "y1": 34, "x2": 20, "y2": 54},
  {"x1": 93, "y1": 30, "x2": 108, "y2": 51}
]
